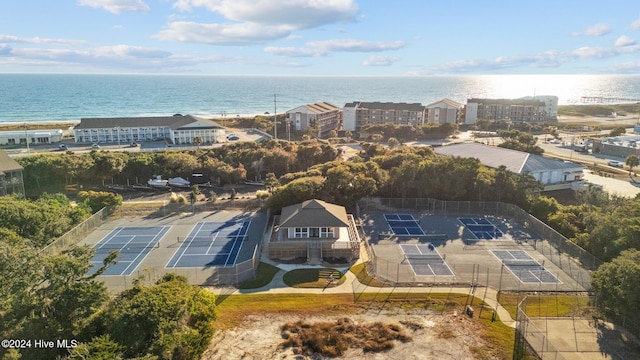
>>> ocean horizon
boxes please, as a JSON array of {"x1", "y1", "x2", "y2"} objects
[{"x1": 1, "y1": 74, "x2": 640, "y2": 124}]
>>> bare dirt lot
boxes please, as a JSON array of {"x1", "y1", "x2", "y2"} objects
[{"x1": 202, "y1": 309, "x2": 494, "y2": 360}]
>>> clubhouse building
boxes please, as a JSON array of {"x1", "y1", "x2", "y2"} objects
[{"x1": 269, "y1": 199, "x2": 361, "y2": 264}]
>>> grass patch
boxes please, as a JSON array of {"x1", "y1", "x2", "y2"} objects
[
  {"x1": 215, "y1": 293, "x2": 355, "y2": 330},
  {"x1": 283, "y1": 268, "x2": 346, "y2": 288},
  {"x1": 350, "y1": 262, "x2": 387, "y2": 287},
  {"x1": 499, "y1": 293, "x2": 592, "y2": 319},
  {"x1": 471, "y1": 304, "x2": 517, "y2": 360},
  {"x1": 279, "y1": 318, "x2": 412, "y2": 357},
  {"x1": 237, "y1": 262, "x2": 281, "y2": 289}
]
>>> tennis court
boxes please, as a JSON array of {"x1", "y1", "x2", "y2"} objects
[
  {"x1": 400, "y1": 244, "x2": 453, "y2": 276},
  {"x1": 89, "y1": 226, "x2": 170, "y2": 276},
  {"x1": 492, "y1": 250, "x2": 560, "y2": 284},
  {"x1": 166, "y1": 221, "x2": 250, "y2": 268},
  {"x1": 459, "y1": 217, "x2": 504, "y2": 239},
  {"x1": 384, "y1": 213, "x2": 425, "y2": 235}
]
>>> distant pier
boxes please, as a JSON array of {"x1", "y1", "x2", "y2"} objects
[{"x1": 580, "y1": 96, "x2": 640, "y2": 104}]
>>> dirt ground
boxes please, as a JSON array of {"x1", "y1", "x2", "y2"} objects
[{"x1": 202, "y1": 309, "x2": 493, "y2": 360}]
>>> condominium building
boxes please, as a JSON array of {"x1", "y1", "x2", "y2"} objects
[
  {"x1": 518, "y1": 95, "x2": 559, "y2": 121},
  {"x1": 73, "y1": 115, "x2": 225, "y2": 145},
  {"x1": 0, "y1": 150, "x2": 24, "y2": 196},
  {"x1": 342, "y1": 102, "x2": 426, "y2": 132},
  {"x1": 285, "y1": 102, "x2": 341, "y2": 138},
  {"x1": 426, "y1": 98, "x2": 463, "y2": 124},
  {"x1": 464, "y1": 98, "x2": 547, "y2": 125}
]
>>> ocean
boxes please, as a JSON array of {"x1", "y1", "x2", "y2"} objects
[{"x1": 1, "y1": 74, "x2": 640, "y2": 124}]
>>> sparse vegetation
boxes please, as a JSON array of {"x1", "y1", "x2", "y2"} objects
[{"x1": 279, "y1": 318, "x2": 412, "y2": 357}]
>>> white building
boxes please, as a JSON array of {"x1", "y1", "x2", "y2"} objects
[
  {"x1": 519, "y1": 95, "x2": 558, "y2": 121},
  {"x1": 342, "y1": 102, "x2": 426, "y2": 132},
  {"x1": 426, "y1": 98, "x2": 463, "y2": 124},
  {"x1": 285, "y1": 102, "x2": 341, "y2": 138},
  {"x1": 0, "y1": 129, "x2": 63, "y2": 146},
  {"x1": 464, "y1": 98, "x2": 548, "y2": 125},
  {"x1": 73, "y1": 115, "x2": 225, "y2": 145},
  {"x1": 434, "y1": 143, "x2": 584, "y2": 190}
]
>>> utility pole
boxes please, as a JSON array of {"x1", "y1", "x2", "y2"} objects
[
  {"x1": 24, "y1": 123, "x2": 30, "y2": 154},
  {"x1": 274, "y1": 94, "x2": 277, "y2": 139}
]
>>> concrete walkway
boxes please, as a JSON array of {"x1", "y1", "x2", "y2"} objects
[{"x1": 208, "y1": 257, "x2": 516, "y2": 327}]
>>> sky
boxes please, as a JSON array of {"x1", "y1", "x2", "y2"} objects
[{"x1": 1, "y1": 0, "x2": 640, "y2": 75}]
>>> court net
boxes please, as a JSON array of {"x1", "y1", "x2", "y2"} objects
[
  {"x1": 502, "y1": 259, "x2": 544, "y2": 269},
  {"x1": 94, "y1": 242, "x2": 160, "y2": 251},
  {"x1": 404, "y1": 254, "x2": 444, "y2": 264},
  {"x1": 177, "y1": 236, "x2": 244, "y2": 245}
]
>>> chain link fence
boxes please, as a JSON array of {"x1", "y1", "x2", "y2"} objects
[
  {"x1": 40, "y1": 206, "x2": 112, "y2": 255},
  {"x1": 356, "y1": 198, "x2": 600, "y2": 291}
]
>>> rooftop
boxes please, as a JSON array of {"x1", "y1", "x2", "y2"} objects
[{"x1": 75, "y1": 115, "x2": 223, "y2": 130}]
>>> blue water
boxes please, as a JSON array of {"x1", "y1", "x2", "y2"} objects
[{"x1": 1, "y1": 74, "x2": 639, "y2": 123}]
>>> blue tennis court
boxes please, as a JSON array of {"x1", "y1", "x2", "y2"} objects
[
  {"x1": 400, "y1": 244, "x2": 453, "y2": 276},
  {"x1": 166, "y1": 221, "x2": 250, "y2": 268},
  {"x1": 492, "y1": 250, "x2": 560, "y2": 284},
  {"x1": 384, "y1": 214, "x2": 425, "y2": 235},
  {"x1": 459, "y1": 217, "x2": 503, "y2": 239},
  {"x1": 89, "y1": 226, "x2": 170, "y2": 276}
]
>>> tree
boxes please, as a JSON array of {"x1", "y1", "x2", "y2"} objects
[
  {"x1": 387, "y1": 137, "x2": 399, "y2": 148},
  {"x1": 100, "y1": 274, "x2": 216, "y2": 359},
  {"x1": 77, "y1": 190, "x2": 123, "y2": 213},
  {"x1": 626, "y1": 154, "x2": 639, "y2": 175},
  {"x1": 591, "y1": 249, "x2": 640, "y2": 327},
  {"x1": 609, "y1": 126, "x2": 626, "y2": 137},
  {"x1": 327, "y1": 129, "x2": 338, "y2": 138}
]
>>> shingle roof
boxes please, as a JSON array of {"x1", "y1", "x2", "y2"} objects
[
  {"x1": 467, "y1": 98, "x2": 545, "y2": 106},
  {"x1": 343, "y1": 101, "x2": 425, "y2": 112},
  {"x1": 434, "y1": 143, "x2": 582, "y2": 174},
  {"x1": 426, "y1": 98, "x2": 463, "y2": 109},
  {"x1": 305, "y1": 102, "x2": 340, "y2": 114},
  {"x1": 279, "y1": 199, "x2": 350, "y2": 228},
  {"x1": 0, "y1": 150, "x2": 22, "y2": 172},
  {"x1": 75, "y1": 115, "x2": 223, "y2": 130}
]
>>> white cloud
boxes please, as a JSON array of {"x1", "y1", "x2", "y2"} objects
[
  {"x1": 363, "y1": 55, "x2": 400, "y2": 67},
  {"x1": 0, "y1": 44, "x2": 12, "y2": 56},
  {"x1": 307, "y1": 39, "x2": 406, "y2": 52},
  {"x1": 164, "y1": 0, "x2": 358, "y2": 45},
  {"x1": 77, "y1": 0, "x2": 150, "y2": 14},
  {"x1": 154, "y1": 21, "x2": 294, "y2": 45},
  {"x1": 173, "y1": 0, "x2": 357, "y2": 28},
  {"x1": 631, "y1": 18, "x2": 640, "y2": 30},
  {"x1": 615, "y1": 35, "x2": 636, "y2": 47},
  {"x1": 264, "y1": 46, "x2": 324, "y2": 57},
  {"x1": 0, "y1": 34, "x2": 85, "y2": 45},
  {"x1": 572, "y1": 22, "x2": 611, "y2": 36},
  {"x1": 264, "y1": 38, "x2": 406, "y2": 58},
  {"x1": 603, "y1": 61, "x2": 640, "y2": 73}
]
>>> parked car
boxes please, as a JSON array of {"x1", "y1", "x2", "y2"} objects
[
  {"x1": 130, "y1": 142, "x2": 138, "y2": 147},
  {"x1": 92, "y1": 143, "x2": 100, "y2": 148},
  {"x1": 608, "y1": 160, "x2": 624, "y2": 168},
  {"x1": 227, "y1": 134, "x2": 239, "y2": 141},
  {"x1": 58, "y1": 143, "x2": 67, "y2": 150}
]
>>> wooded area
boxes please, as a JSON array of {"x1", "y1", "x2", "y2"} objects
[{"x1": 2, "y1": 139, "x2": 640, "y2": 357}]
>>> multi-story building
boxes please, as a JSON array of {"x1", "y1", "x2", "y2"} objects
[
  {"x1": 518, "y1": 95, "x2": 559, "y2": 121},
  {"x1": 285, "y1": 102, "x2": 341, "y2": 138},
  {"x1": 342, "y1": 102, "x2": 426, "y2": 132},
  {"x1": 464, "y1": 98, "x2": 547, "y2": 125},
  {"x1": 0, "y1": 150, "x2": 24, "y2": 196},
  {"x1": 73, "y1": 115, "x2": 225, "y2": 145},
  {"x1": 425, "y1": 98, "x2": 463, "y2": 124}
]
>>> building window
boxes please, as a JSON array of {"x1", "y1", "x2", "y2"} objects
[
  {"x1": 294, "y1": 228, "x2": 308, "y2": 238},
  {"x1": 320, "y1": 227, "x2": 334, "y2": 238}
]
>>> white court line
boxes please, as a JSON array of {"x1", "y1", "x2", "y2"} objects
[
  {"x1": 228, "y1": 220, "x2": 250, "y2": 266},
  {"x1": 121, "y1": 226, "x2": 169, "y2": 275},
  {"x1": 205, "y1": 231, "x2": 220, "y2": 255},
  {"x1": 169, "y1": 221, "x2": 206, "y2": 268}
]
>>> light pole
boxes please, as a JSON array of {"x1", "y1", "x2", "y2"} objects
[{"x1": 24, "y1": 123, "x2": 30, "y2": 154}]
